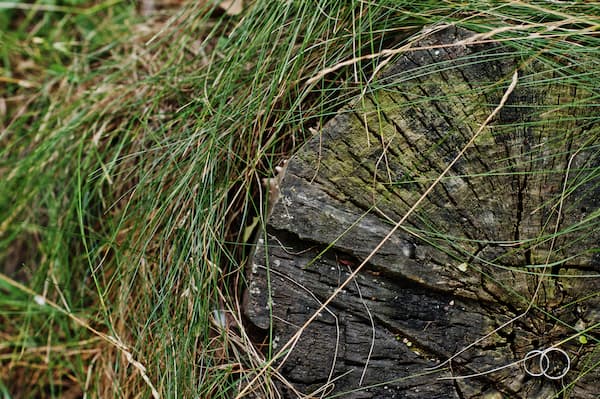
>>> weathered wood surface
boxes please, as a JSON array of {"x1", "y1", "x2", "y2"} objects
[{"x1": 244, "y1": 26, "x2": 600, "y2": 398}]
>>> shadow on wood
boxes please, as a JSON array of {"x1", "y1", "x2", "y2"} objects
[{"x1": 244, "y1": 26, "x2": 600, "y2": 399}]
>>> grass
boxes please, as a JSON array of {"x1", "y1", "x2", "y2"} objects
[{"x1": 1, "y1": 0, "x2": 600, "y2": 398}]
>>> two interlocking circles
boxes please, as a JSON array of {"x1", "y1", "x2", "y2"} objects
[{"x1": 523, "y1": 347, "x2": 570, "y2": 380}]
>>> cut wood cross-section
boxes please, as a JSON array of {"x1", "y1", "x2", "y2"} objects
[{"x1": 244, "y1": 26, "x2": 600, "y2": 399}]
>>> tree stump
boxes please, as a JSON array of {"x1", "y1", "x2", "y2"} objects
[{"x1": 244, "y1": 26, "x2": 600, "y2": 398}]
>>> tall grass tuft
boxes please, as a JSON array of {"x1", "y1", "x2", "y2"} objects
[{"x1": 1, "y1": 1, "x2": 599, "y2": 397}]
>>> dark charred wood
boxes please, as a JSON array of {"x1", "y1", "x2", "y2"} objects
[{"x1": 244, "y1": 26, "x2": 600, "y2": 399}]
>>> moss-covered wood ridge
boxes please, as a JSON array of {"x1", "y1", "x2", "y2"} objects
[{"x1": 244, "y1": 27, "x2": 600, "y2": 398}]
